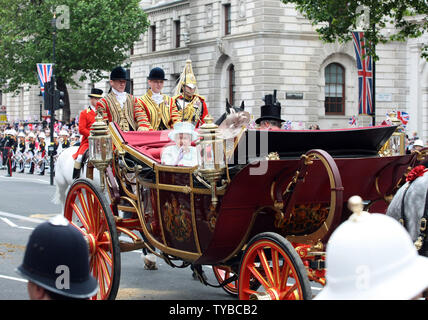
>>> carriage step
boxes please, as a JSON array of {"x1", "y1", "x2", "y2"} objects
[
  {"x1": 119, "y1": 240, "x2": 146, "y2": 252},
  {"x1": 117, "y1": 205, "x2": 137, "y2": 213},
  {"x1": 308, "y1": 259, "x2": 325, "y2": 270}
]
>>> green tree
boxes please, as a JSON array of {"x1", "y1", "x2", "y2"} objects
[
  {"x1": 281, "y1": 0, "x2": 428, "y2": 60},
  {"x1": 0, "y1": 0, "x2": 150, "y2": 122}
]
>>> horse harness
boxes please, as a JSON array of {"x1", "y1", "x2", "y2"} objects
[{"x1": 400, "y1": 180, "x2": 428, "y2": 255}]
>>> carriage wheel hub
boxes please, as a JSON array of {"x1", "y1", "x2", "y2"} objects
[
  {"x1": 86, "y1": 233, "x2": 97, "y2": 256},
  {"x1": 249, "y1": 288, "x2": 280, "y2": 300}
]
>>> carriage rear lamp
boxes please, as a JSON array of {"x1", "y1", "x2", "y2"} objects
[
  {"x1": 88, "y1": 112, "x2": 113, "y2": 190},
  {"x1": 387, "y1": 111, "x2": 405, "y2": 156},
  {"x1": 197, "y1": 115, "x2": 226, "y2": 175},
  {"x1": 196, "y1": 115, "x2": 227, "y2": 206}
]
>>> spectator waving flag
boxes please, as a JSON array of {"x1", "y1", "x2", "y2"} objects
[
  {"x1": 352, "y1": 32, "x2": 374, "y2": 116},
  {"x1": 397, "y1": 111, "x2": 409, "y2": 127},
  {"x1": 349, "y1": 116, "x2": 357, "y2": 126},
  {"x1": 36, "y1": 63, "x2": 53, "y2": 97}
]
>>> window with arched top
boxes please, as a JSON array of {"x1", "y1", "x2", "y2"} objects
[
  {"x1": 228, "y1": 64, "x2": 235, "y2": 105},
  {"x1": 325, "y1": 63, "x2": 345, "y2": 115}
]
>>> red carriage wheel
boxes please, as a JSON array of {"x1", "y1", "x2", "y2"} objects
[
  {"x1": 213, "y1": 266, "x2": 239, "y2": 297},
  {"x1": 238, "y1": 232, "x2": 312, "y2": 300},
  {"x1": 64, "y1": 178, "x2": 121, "y2": 300}
]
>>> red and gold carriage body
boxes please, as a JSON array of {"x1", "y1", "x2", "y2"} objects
[{"x1": 64, "y1": 121, "x2": 424, "y2": 300}]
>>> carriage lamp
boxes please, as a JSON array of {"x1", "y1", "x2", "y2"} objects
[
  {"x1": 88, "y1": 112, "x2": 113, "y2": 190},
  {"x1": 196, "y1": 115, "x2": 226, "y2": 207},
  {"x1": 387, "y1": 111, "x2": 406, "y2": 156}
]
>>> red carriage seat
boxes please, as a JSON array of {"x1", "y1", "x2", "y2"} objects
[{"x1": 110, "y1": 123, "x2": 198, "y2": 163}]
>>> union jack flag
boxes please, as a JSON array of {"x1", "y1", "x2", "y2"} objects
[
  {"x1": 397, "y1": 111, "x2": 409, "y2": 127},
  {"x1": 36, "y1": 63, "x2": 53, "y2": 96},
  {"x1": 352, "y1": 32, "x2": 374, "y2": 115},
  {"x1": 282, "y1": 120, "x2": 292, "y2": 130},
  {"x1": 348, "y1": 115, "x2": 357, "y2": 126}
]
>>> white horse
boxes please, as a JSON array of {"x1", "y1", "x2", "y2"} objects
[
  {"x1": 52, "y1": 146, "x2": 100, "y2": 205},
  {"x1": 386, "y1": 165, "x2": 428, "y2": 256}
]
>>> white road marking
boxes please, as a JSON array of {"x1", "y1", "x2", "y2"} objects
[
  {"x1": 0, "y1": 274, "x2": 28, "y2": 283},
  {"x1": 0, "y1": 211, "x2": 44, "y2": 224},
  {"x1": 0, "y1": 175, "x2": 50, "y2": 184},
  {"x1": 0, "y1": 217, "x2": 18, "y2": 228}
]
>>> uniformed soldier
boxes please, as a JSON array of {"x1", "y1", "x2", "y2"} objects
[
  {"x1": 60, "y1": 130, "x2": 70, "y2": 149},
  {"x1": 0, "y1": 130, "x2": 6, "y2": 169},
  {"x1": 136, "y1": 67, "x2": 181, "y2": 131},
  {"x1": 4, "y1": 129, "x2": 17, "y2": 177},
  {"x1": 96, "y1": 66, "x2": 147, "y2": 131},
  {"x1": 72, "y1": 88, "x2": 103, "y2": 179},
  {"x1": 26, "y1": 132, "x2": 36, "y2": 174},
  {"x1": 36, "y1": 132, "x2": 47, "y2": 175},
  {"x1": 172, "y1": 60, "x2": 209, "y2": 128}
]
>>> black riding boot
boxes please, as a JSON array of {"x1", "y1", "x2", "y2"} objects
[{"x1": 72, "y1": 167, "x2": 80, "y2": 180}]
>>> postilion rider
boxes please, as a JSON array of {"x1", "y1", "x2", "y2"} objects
[
  {"x1": 72, "y1": 88, "x2": 103, "y2": 179},
  {"x1": 172, "y1": 60, "x2": 209, "y2": 128}
]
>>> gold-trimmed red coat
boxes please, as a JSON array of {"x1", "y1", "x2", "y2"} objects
[
  {"x1": 135, "y1": 90, "x2": 180, "y2": 131},
  {"x1": 172, "y1": 93, "x2": 209, "y2": 128},
  {"x1": 96, "y1": 92, "x2": 147, "y2": 131}
]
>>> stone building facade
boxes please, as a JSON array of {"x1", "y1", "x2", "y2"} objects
[{"x1": 2, "y1": 0, "x2": 428, "y2": 141}]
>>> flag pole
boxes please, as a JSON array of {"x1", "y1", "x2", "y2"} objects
[{"x1": 371, "y1": 24, "x2": 376, "y2": 127}]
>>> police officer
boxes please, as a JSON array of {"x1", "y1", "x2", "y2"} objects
[
  {"x1": 16, "y1": 215, "x2": 98, "y2": 300},
  {"x1": 315, "y1": 196, "x2": 428, "y2": 300}
]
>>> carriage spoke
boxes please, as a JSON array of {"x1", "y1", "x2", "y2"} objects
[
  {"x1": 78, "y1": 190, "x2": 95, "y2": 233},
  {"x1": 247, "y1": 264, "x2": 271, "y2": 290},
  {"x1": 71, "y1": 202, "x2": 91, "y2": 232},
  {"x1": 280, "y1": 263, "x2": 291, "y2": 291},
  {"x1": 98, "y1": 252, "x2": 112, "y2": 289},
  {"x1": 282, "y1": 283, "x2": 300, "y2": 300},
  {"x1": 98, "y1": 248, "x2": 113, "y2": 268},
  {"x1": 96, "y1": 258, "x2": 106, "y2": 299},
  {"x1": 272, "y1": 250, "x2": 281, "y2": 287},
  {"x1": 257, "y1": 248, "x2": 275, "y2": 287}
]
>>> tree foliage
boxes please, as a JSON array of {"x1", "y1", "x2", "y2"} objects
[
  {"x1": 0, "y1": 0, "x2": 150, "y2": 121},
  {"x1": 281, "y1": 0, "x2": 428, "y2": 61}
]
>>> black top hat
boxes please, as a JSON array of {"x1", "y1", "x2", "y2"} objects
[
  {"x1": 255, "y1": 91, "x2": 285, "y2": 124},
  {"x1": 16, "y1": 216, "x2": 98, "y2": 299},
  {"x1": 147, "y1": 67, "x2": 167, "y2": 81},
  {"x1": 88, "y1": 88, "x2": 103, "y2": 98},
  {"x1": 110, "y1": 66, "x2": 128, "y2": 80}
]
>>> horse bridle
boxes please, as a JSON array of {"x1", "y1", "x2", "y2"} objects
[{"x1": 400, "y1": 181, "x2": 428, "y2": 253}]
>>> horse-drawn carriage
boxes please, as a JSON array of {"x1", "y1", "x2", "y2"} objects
[{"x1": 62, "y1": 113, "x2": 426, "y2": 300}]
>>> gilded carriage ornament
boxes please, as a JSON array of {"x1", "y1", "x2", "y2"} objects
[
  {"x1": 275, "y1": 203, "x2": 330, "y2": 234},
  {"x1": 206, "y1": 203, "x2": 217, "y2": 232},
  {"x1": 163, "y1": 195, "x2": 192, "y2": 242}
]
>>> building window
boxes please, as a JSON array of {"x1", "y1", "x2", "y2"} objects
[
  {"x1": 130, "y1": 44, "x2": 134, "y2": 55},
  {"x1": 151, "y1": 25, "x2": 156, "y2": 52},
  {"x1": 174, "y1": 20, "x2": 181, "y2": 48},
  {"x1": 325, "y1": 63, "x2": 345, "y2": 114},
  {"x1": 228, "y1": 64, "x2": 235, "y2": 105},
  {"x1": 224, "y1": 4, "x2": 231, "y2": 35}
]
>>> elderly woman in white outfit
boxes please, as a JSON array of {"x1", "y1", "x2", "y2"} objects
[{"x1": 161, "y1": 121, "x2": 199, "y2": 167}]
